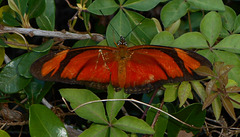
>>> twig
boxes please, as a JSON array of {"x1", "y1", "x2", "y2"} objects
[{"x1": 0, "y1": 25, "x2": 104, "y2": 42}]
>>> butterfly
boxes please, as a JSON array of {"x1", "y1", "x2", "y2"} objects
[{"x1": 30, "y1": 36, "x2": 212, "y2": 94}]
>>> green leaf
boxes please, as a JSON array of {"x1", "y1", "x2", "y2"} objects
[
  {"x1": 219, "y1": 6, "x2": 236, "y2": 32},
  {"x1": 214, "y1": 34, "x2": 240, "y2": 54},
  {"x1": 106, "y1": 10, "x2": 131, "y2": 46},
  {"x1": 123, "y1": 0, "x2": 161, "y2": 11},
  {"x1": 29, "y1": 104, "x2": 67, "y2": 137},
  {"x1": 200, "y1": 11, "x2": 222, "y2": 46},
  {"x1": 110, "y1": 127, "x2": 128, "y2": 137},
  {"x1": 178, "y1": 81, "x2": 192, "y2": 107},
  {"x1": 187, "y1": 0, "x2": 225, "y2": 11},
  {"x1": 124, "y1": 10, "x2": 158, "y2": 45},
  {"x1": 8, "y1": 0, "x2": 28, "y2": 15},
  {"x1": 191, "y1": 81, "x2": 207, "y2": 101},
  {"x1": 73, "y1": 39, "x2": 97, "y2": 48},
  {"x1": 212, "y1": 95, "x2": 222, "y2": 120},
  {"x1": 167, "y1": 104, "x2": 206, "y2": 136},
  {"x1": 27, "y1": 0, "x2": 46, "y2": 19},
  {"x1": 0, "y1": 48, "x2": 4, "y2": 66},
  {"x1": 146, "y1": 104, "x2": 168, "y2": 137},
  {"x1": 79, "y1": 124, "x2": 109, "y2": 137},
  {"x1": 36, "y1": 0, "x2": 55, "y2": 30},
  {"x1": 88, "y1": 0, "x2": 119, "y2": 15},
  {"x1": 0, "y1": 39, "x2": 9, "y2": 47},
  {"x1": 202, "y1": 92, "x2": 219, "y2": 110},
  {"x1": 18, "y1": 51, "x2": 47, "y2": 78},
  {"x1": 150, "y1": 31, "x2": 174, "y2": 46},
  {"x1": 229, "y1": 93, "x2": 240, "y2": 109},
  {"x1": 161, "y1": 0, "x2": 189, "y2": 27},
  {"x1": 106, "y1": 85, "x2": 129, "y2": 123},
  {"x1": 2, "y1": 12, "x2": 21, "y2": 26},
  {"x1": 32, "y1": 39, "x2": 54, "y2": 52},
  {"x1": 60, "y1": 88, "x2": 108, "y2": 124},
  {"x1": 171, "y1": 32, "x2": 208, "y2": 49},
  {"x1": 113, "y1": 116, "x2": 155, "y2": 134},
  {"x1": 233, "y1": 15, "x2": 240, "y2": 34},
  {"x1": 0, "y1": 130, "x2": 10, "y2": 137},
  {"x1": 0, "y1": 55, "x2": 31, "y2": 94},
  {"x1": 165, "y1": 19, "x2": 181, "y2": 34},
  {"x1": 163, "y1": 83, "x2": 179, "y2": 102}
]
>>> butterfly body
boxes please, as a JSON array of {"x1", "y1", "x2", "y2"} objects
[{"x1": 31, "y1": 37, "x2": 212, "y2": 94}]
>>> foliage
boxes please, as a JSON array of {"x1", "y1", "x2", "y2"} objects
[{"x1": 0, "y1": 0, "x2": 240, "y2": 137}]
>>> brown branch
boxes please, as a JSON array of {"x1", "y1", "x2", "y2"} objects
[{"x1": 0, "y1": 25, "x2": 104, "y2": 42}]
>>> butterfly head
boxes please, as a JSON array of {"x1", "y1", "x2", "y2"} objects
[{"x1": 117, "y1": 36, "x2": 127, "y2": 46}]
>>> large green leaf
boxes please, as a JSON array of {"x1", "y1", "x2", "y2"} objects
[
  {"x1": 171, "y1": 32, "x2": 208, "y2": 49},
  {"x1": 113, "y1": 116, "x2": 155, "y2": 134},
  {"x1": 167, "y1": 103, "x2": 206, "y2": 136},
  {"x1": 161, "y1": 0, "x2": 189, "y2": 27},
  {"x1": 150, "y1": 31, "x2": 174, "y2": 46},
  {"x1": 88, "y1": 0, "x2": 119, "y2": 15},
  {"x1": 0, "y1": 130, "x2": 10, "y2": 137},
  {"x1": 79, "y1": 124, "x2": 109, "y2": 137},
  {"x1": 29, "y1": 104, "x2": 67, "y2": 137},
  {"x1": 27, "y1": 0, "x2": 46, "y2": 19},
  {"x1": 200, "y1": 11, "x2": 222, "y2": 46},
  {"x1": 8, "y1": 0, "x2": 28, "y2": 15},
  {"x1": 106, "y1": 10, "x2": 131, "y2": 46},
  {"x1": 219, "y1": 6, "x2": 236, "y2": 32},
  {"x1": 60, "y1": 88, "x2": 108, "y2": 124},
  {"x1": 0, "y1": 55, "x2": 31, "y2": 94},
  {"x1": 187, "y1": 0, "x2": 225, "y2": 11},
  {"x1": 36, "y1": 0, "x2": 55, "y2": 30},
  {"x1": 214, "y1": 34, "x2": 240, "y2": 54},
  {"x1": 123, "y1": 0, "x2": 161, "y2": 11},
  {"x1": 106, "y1": 85, "x2": 129, "y2": 123}
]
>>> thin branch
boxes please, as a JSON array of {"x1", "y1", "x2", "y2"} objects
[{"x1": 0, "y1": 25, "x2": 104, "y2": 42}]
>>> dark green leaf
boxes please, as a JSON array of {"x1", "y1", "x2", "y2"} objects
[
  {"x1": 36, "y1": 0, "x2": 55, "y2": 30},
  {"x1": 60, "y1": 88, "x2": 108, "y2": 124},
  {"x1": 0, "y1": 39, "x2": 9, "y2": 47},
  {"x1": 178, "y1": 81, "x2": 192, "y2": 107},
  {"x1": 187, "y1": 0, "x2": 225, "y2": 11},
  {"x1": 0, "y1": 55, "x2": 31, "y2": 94},
  {"x1": 106, "y1": 85, "x2": 129, "y2": 123},
  {"x1": 161, "y1": 0, "x2": 189, "y2": 27},
  {"x1": 110, "y1": 127, "x2": 128, "y2": 137},
  {"x1": 2, "y1": 12, "x2": 21, "y2": 26},
  {"x1": 200, "y1": 11, "x2": 222, "y2": 46},
  {"x1": 214, "y1": 34, "x2": 240, "y2": 54},
  {"x1": 123, "y1": 0, "x2": 161, "y2": 11},
  {"x1": 32, "y1": 39, "x2": 54, "y2": 52},
  {"x1": 8, "y1": 0, "x2": 28, "y2": 15},
  {"x1": 219, "y1": 6, "x2": 236, "y2": 32},
  {"x1": 167, "y1": 104, "x2": 206, "y2": 136},
  {"x1": 113, "y1": 116, "x2": 155, "y2": 134},
  {"x1": 150, "y1": 31, "x2": 174, "y2": 46},
  {"x1": 106, "y1": 10, "x2": 131, "y2": 46},
  {"x1": 27, "y1": 0, "x2": 46, "y2": 19},
  {"x1": 0, "y1": 130, "x2": 10, "y2": 137},
  {"x1": 88, "y1": 0, "x2": 119, "y2": 15},
  {"x1": 73, "y1": 39, "x2": 97, "y2": 48},
  {"x1": 171, "y1": 32, "x2": 208, "y2": 49},
  {"x1": 29, "y1": 104, "x2": 67, "y2": 137},
  {"x1": 79, "y1": 124, "x2": 109, "y2": 137}
]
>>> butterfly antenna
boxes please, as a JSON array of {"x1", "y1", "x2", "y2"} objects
[{"x1": 125, "y1": 17, "x2": 146, "y2": 39}]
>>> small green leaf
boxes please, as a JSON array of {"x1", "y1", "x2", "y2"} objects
[
  {"x1": 73, "y1": 39, "x2": 97, "y2": 48},
  {"x1": 214, "y1": 34, "x2": 240, "y2": 54},
  {"x1": 187, "y1": 0, "x2": 225, "y2": 11},
  {"x1": 106, "y1": 85, "x2": 129, "y2": 123},
  {"x1": 32, "y1": 39, "x2": 54, "y2": 52},
  {"x1": 27, "y1": 0, "x2": 46, "y2": 19},
  {"x1": 221, "y1": 95, "x2": 236, "y2": 120},
  {"x1": 113, "y1": 116, "x2": 155, "y2": 134},
  {"x1": 79, "y1": 124, "x2": 109, "y2": 137},
  {"x1": 0, "y1": 48, "x2": 4, "y2": 66},
  {"x1": 200, "y1": 11, "x2": 222, "y2": 46},
  {"x1": 8, "y1": 0, "x2": 28, "y2": 15},
  {"x1": 60, "y1": 88, "x2": 108, "y2": 124},
  {"x1": 212, "y1": 95, "x2": 222, "y2": 120},
  {"x1": 171, "y1": 32, "x2": 208, "y2": 49},
  {"x1": 219, "y1": 6, "x2": 236, "y2": 32},
  {"x1": 2, "y1": 12, "x2": 21, "y2": 26},
  {"x1": 106, "y1": 10, "x2": 131, "y2": 46},
  {"x1": 178, "y1": 81, "x2": 191, "y2": 107},
  {"x1": 229, "y1": 93, "x2": 240, "y2": 109},
  {"x1": 161, "y1": 0, "x2": 189, "y2": 27},
  {"x1": 36, "y1": 0, "x2": 55, "y2": 30},
  {"x1": 191, "y1": 81, "x2": 207, "y2": 101},
  {"x1": 0, "y1": 130, "x2": 10, "y2": 137},
  {"x1": 163, "y1": 83, "x2": 179, "y2": 102},
  {"x1": 123, "y1": 0, "x2": 161, "y2": 11},
  {"x1": 88, "y1": 0, "x2": 119, "y2": 15},
  {"x1": 165, "y1": 19, "x2": 181, "y2": 34},
  {"x1": 150, "y1": 31, "x2": 174, "y2": 46},
  {"x1": 29, "y1": 104, "x2": 67, "y2": 137},
  {"x1": 0, "y1": 55, "x2": 31, "y2": 94},
  {"x1": 110, "y1": 127, "x2": 128, "y2": 137},
  {"x1": 233, "y1": 15, "x2": 240, "y2": 33}
]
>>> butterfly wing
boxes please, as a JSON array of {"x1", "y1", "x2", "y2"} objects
[{"x1": 123, "y1": 45, "x2": 212, "y2": 93}]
